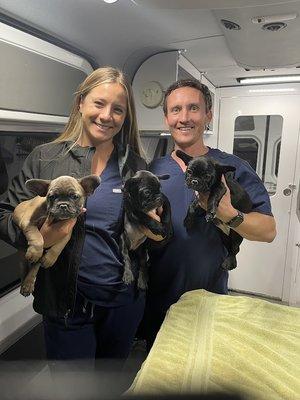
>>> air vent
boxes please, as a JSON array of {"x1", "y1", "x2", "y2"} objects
[
  {"x1": 262, "y1": 22, "x2": 287, "y2": 31},
  {"x1": 220, "y1": 19, "x2": 241, "y2": 31}
]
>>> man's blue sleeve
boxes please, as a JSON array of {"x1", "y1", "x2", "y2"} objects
[{"x1": 235, "y1": 160, "x2": 273, "y2": 216}]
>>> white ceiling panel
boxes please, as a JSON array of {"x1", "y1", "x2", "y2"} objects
[
  {"x1": 0, "y1": 1, "x2": 220, "y2": 76},
  {"x1": 132, "y1": 0, "x2": 297, "y2": 9},
  {"x1": 214, "y1": 2, "x2": 300, "y2": 69},
  {"x1": 174, "y1": 36, "x2": 237, "y2": 69},
  {"x1": 0, "y1": 0, "x2": 300, "y2": 86}
]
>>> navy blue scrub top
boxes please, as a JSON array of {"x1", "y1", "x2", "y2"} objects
[
  {"x1": 148, "y1": 148, "x2": 272, "y2": 314},
  {"x1": 77, "y1": 150, "x2": 136, "y2": 307}
]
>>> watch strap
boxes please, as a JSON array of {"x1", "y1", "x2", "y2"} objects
[{"x1": 226, "y1": 210, "x2": 244, "y2": 228}]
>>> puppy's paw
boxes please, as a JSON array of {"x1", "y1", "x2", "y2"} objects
[
  {"x1": 147, "y1": 222, "x2": 165, "y2": 237},
  {"x1": 40, "y1": 251, "x2": 57, "y2": 269},
  {"x1": 137, "y1": 273, "x2": 148, "y2": 290},
  {"x1": 205, "y1": 212, "x2": 215, "y2": 222},
  {"x1": 20, "y1": 280, "x2": 35, "y2": 297},
  {"x1": 25, "y1": 246, "x2": 43, "y2": 263},
  {"x1": 122, "y1": 268, "x2": 134, "y2": 285},
  {"x1": 221, "y1": 256, "x2": 237, "y2": 271},
  {"x1": 184, "y1": 214, "x2": 194, "y2": 230}
]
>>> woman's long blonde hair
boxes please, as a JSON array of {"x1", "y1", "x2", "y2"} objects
[{"x1": 56, "y1": 66, "x2": 143, "y2": 156}]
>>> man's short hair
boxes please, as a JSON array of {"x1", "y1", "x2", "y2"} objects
[{"x1": 163, "y1": 79, "x2": 212, "y2": 115}]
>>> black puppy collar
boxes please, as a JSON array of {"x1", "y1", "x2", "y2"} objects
[{"x1": 226, "y1": 210, "x2": 244, "y2": 228}]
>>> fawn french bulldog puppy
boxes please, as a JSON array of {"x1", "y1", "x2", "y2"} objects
[{"x1": 13, "y1": 175, "x2": 100, "y2": 296}]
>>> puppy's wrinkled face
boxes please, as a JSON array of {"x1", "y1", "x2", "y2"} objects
[
  {"x1": 25, "y1": 175, "x2": 100, "y2": 220},
  {"x1": 176, "y1": 150, "x2": 236, "y2": 194},
  {"x1": 46, "y1": 177, "x2": 86, "y2": 219},
  {"x1": 186, "y1": 157, "x2": 217, "y2": 193},
  {"x1": 123, "y1": 171, "x2": 164, "y2": 213}
]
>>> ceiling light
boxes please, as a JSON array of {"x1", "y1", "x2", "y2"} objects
[
  {"x1": 103, "y1": 0, "x2": 119, "y2": 3},
  {"x1": 237, "y1": 76, "x2": 300, "y2": 85},
  {"x1": 248, "y1": 88, "x2": 296, "y2": 93}
]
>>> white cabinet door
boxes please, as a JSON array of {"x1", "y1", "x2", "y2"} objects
[{"x1": 218, "y1": 94, "x2": 300, "y2": 299}]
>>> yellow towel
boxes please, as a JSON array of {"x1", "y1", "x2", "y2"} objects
[{"x1": 129, "y1": 290, "x2": 300, "y2": 399}]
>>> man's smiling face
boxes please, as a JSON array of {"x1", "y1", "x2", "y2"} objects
[{"x1": 164, "y1": 86, "x2": 212, "y2": 150}]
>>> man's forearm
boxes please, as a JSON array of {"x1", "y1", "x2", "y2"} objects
[{"x1": 233, "y1": 212, "x2": 276, "y2": 242}]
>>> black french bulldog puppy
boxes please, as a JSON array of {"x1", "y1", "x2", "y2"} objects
[
  {"x1": 121, "y1": 170, "x2": 172, "y2": 289},
  {"x1": 176, "y1": 150, "x2": 252, "y2": 271}
]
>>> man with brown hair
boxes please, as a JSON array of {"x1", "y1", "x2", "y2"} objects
[{"x1": 143, "y1": 79, "x2": 276, "y2": 348}]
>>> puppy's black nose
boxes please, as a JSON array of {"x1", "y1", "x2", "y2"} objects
[
  {"x1": 59, "y1": 204, "x2": 68, "y2": 210},
  {"x1": 191, "y1": 179, "x2": 198, "y2": 185}
]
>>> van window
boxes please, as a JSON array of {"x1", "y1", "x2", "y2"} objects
[
  {"x1": 233, "y1": 137, "x2": 259, "y2": 171},
  {"x1": 233, "y1": 115, "x2": 283, "y2": 196},
  {"x1": 234, "y1": 116, "x2": 255, "y2": 131},
  {"x1": 140, "y1": 132, "x2": 173, "y2": 163}
]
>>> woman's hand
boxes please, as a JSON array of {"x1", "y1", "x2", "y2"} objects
[
  {"x1": 40, "y1": 208, "x2": 86, "y2": 248},
  {"x1": 140, "y1": 206, "x2": 165, "y2": 242}
]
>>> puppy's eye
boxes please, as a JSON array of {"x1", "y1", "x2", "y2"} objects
[
  {"x1": 70, "y1": 193, "x2": 80, "y2": 200},
  {"x1": 186, "y1": 169, "x2": 192, "y2": 175},
  {"x1": 142, "y1": 189, "x2": 151, "y2": 197},
  {"x1": 47, "y1": 194, "x2": 56, "y2": 201}
]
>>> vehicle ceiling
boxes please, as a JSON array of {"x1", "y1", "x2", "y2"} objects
[{"x1": 0, "y1": 0, "x2": 300, "y2": 87}]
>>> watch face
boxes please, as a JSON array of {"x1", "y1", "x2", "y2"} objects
[
  {"x1": 140, "y1": 81, "x2": 163, "y2": 108},
  {"x1": 228, "y1": 211, "x2": 244, "y2": 228}
]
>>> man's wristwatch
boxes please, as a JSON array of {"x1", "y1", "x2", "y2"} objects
[{"x1": 226, "y1": 210, "x2": 244, "y2": 228}]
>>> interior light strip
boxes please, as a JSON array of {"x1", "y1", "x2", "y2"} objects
[
  {"x1": 238, "y1": 76, "x2": 300, "y2": 84},
  {"x1": 248, "y1": 88, "x2": 296, "y2": 93}
]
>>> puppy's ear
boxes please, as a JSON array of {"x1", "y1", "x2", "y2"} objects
[
  {"x1": 216, "y1": 164, "x2": 236, "y2": 174},
  {"x1": 123, "y1": 177, "x2": 135, "y2": 195},
  {"x1": 157, "y1": 174, "x2": 170, "y2": 180},
  {"x1": 25, "y1": 179, "x2": 51, "y2": 196},
  {"x1": 79, "y1": 175, "x2": 101, "y2": 196},
  {"x1": 176, "y1": 150, "x2": 193, "y2": 166}
]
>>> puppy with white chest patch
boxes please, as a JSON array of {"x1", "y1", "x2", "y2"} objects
[
  {"x1": 13, "y1": 175, "x2": 100, "y2": 296},
  {"x1": 120, "y1": 170, "x2": 172, "y2": 289},
  {"x1": 176, "y1": 150, "x2": 253, "y2": 271}
]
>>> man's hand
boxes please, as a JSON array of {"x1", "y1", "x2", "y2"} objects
[
  {"x1": 40, "y1": 208, "x2": 86, "y2": 248},
  {"x1": 198, "y1": 176, "x2": 237, "y2": 223},
  {"x1": 140, "y1": 206, "x2": 165, "y2": 241}
]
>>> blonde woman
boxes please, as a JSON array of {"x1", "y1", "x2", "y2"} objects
[{"x1": 0, "y1": 67, "x2": 148, "y2": 362}]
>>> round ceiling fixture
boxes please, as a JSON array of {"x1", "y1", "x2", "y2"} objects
[
  {"x1": 262, "y1": 22, "x2": 287, "y2": 31},
  {"x1": 103, "y1": 0, "x2": 119, "y2": 3},
  {"x1": 220, "y1": 19, "x2": 241, "y2": 31}
]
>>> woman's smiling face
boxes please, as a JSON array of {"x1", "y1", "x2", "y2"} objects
[{"x1": 79, "y1": 82, "x2": 127, "y2": 147}]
